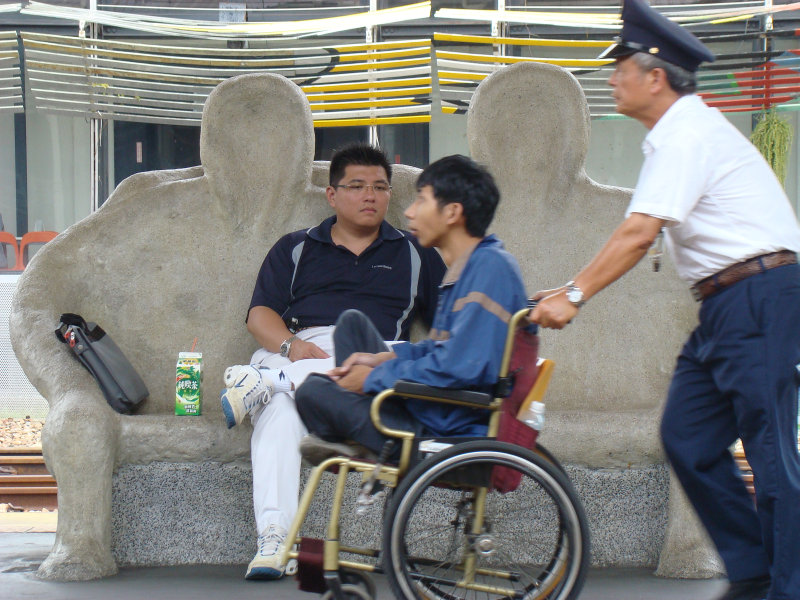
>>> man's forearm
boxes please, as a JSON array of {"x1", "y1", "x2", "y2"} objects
[
  {"x1": 531, "y1": 213, "x2": 665, "y2": 329},
  {"x1": 573, "y1": 213, "x2": 665, "y2": 300},
  {"x1": 246, "y1": 306, "x2": 294, "y2": 354}
]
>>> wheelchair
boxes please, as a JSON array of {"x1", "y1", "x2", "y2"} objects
[{"x1": 281, "y1": 308, "x2": 590, "y2": 600}]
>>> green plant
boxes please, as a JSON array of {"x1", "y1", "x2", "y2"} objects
[{"x1": 750, "y1": 109, "x2": 793, "y2": 185}]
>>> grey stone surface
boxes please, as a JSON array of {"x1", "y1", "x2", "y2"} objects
[
  {"x1": 11, "y1": 67, "x2": 722, "y2": 580},
  {"x1": 112, "y1": 462, "x2": 255, "y2": 566},
  {"x1": 111, "y1": 461, "x2": 669, "y2": 570},
  {"x1": 569, "y1": 465, "x2": 668, "y2": 568},
  {"x1": 0, "y1": 532, "x2": 731, "y2": 600},
  {"x1": 655, "y1": 470, "x2": 725, "y2": 578}
]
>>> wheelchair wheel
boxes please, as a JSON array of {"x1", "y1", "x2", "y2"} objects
[
  {"x1": 532, "y1": 443, "x2": 567, "y2": 478},
  {"x1": 382, "y1": 440, "x2": 589, "y2": 600},
  {"x1": 341, "y1": 568, "x2": 377, "y2": 600},
  {"x1": 320, "y1": 583, "x2": 372, "y2": 600}
]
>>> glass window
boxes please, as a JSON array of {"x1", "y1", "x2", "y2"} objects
[
  {"x1": 314, "y1": 126, "x2": 369, "y2": 161},
  {"x1": 113, "y1": 122, "x2": 201, "y2": 188},
  {"x1": 314, "y1": 124, "x2": 429, "y2": 168}
]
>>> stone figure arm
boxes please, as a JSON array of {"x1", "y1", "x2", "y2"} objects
[
  {"x1": 531, "y1": 212, "x2": 665, "y2": 329},
  {"x1": 246, "y1": 305, "x2": 330, "y2": 361}
]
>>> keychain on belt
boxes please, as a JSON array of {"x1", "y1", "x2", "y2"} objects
[{"x1": 649, "y1": 228, "x2": 664, "y2": 272}]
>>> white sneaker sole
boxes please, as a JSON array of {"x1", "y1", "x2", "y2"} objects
[
  {"x1": 245, "y1": 558, "x2": 297, "y2": 580},
  {"x1": 220, "y1": 388, "x2": 245, "y2": 429}
]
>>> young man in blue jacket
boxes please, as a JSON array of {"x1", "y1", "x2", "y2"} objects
[{"x1": 295, "y1": 154, "x2": 529, "y2": 459}]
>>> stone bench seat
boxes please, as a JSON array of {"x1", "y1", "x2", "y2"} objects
[{"x1": 117, "y1": 416, "x2": 250, "y2": 465}]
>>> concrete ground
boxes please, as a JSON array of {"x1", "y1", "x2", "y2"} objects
[{"x1": 0, "y1": 516, "x2": 729, "y2": 600}]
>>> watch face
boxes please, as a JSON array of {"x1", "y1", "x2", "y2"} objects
[{"x1": 566, "y1": 287, "x2": 584, "y2": 304}]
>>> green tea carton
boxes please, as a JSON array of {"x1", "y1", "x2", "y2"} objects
[{"x1": 175, "y1": 352, "x2": 203, "y2": 416}]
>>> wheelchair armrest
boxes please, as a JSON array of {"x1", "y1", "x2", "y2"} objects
[{"x1": 393, "y1": 380, "x2": 494, "y2": 408}]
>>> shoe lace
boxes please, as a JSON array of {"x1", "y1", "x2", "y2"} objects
[
  {"x1": 244, "y1": 387, "x2": 270, "y2": 411},
  {"x1": 242, "y1": 371, "x2": 272, "y2": 413},
  {"x1": 256, "y1": 525, "x2": 286, "y2": 557}
]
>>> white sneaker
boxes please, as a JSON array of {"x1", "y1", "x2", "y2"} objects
[
  {"x1": 220, "y1": 365, "x2": 274, "y2": 429},
  {"x1": 245, "y1": 524, "x2": 298, "y2": 580}
]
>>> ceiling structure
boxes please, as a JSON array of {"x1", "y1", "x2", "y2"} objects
[{"x1": 2, "y1": 0, "x2": 800, "y2": 123}]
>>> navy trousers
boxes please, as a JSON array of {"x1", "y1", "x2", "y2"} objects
[
  {"x1": 295, "y1": 310, "x2": 426, "y2": 457},
  {"x1": 660, "y1": 264, "x2": 800, "y2": 600}
]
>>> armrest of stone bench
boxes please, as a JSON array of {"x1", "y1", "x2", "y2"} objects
[
  {"x1": 118, "y1": 415, "x2": 251, "y2": 465},
  {"x1": 536, "y1": 409, "x2": 664, "y2": 468}
]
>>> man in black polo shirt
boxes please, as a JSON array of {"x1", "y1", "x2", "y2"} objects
[{"x1": 220, "y1": 144, "x2": 445, "y2": 581}]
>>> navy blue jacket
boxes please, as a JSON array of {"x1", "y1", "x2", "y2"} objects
[{"x1": 249, "y1": 216, "x2": 445, "y2": 341}]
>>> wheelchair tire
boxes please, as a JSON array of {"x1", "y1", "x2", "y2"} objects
[
  {"x1": 340, "y1": 568, "x2": 377, "y2": 600},
  {"x1": 321, "y1": 583, "x2": 372, "y2": 600},
  {"x1": 382, "y1": 440, "x2": 589, "y2": 600},
  {"x1": 531, "y1": 443, "x2": 567, "y2": 478}
]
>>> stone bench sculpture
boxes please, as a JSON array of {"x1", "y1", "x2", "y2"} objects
[
  {"x1": 11, "y1": 65, "x2": 721, "y2": 582},
  {"x1": 9, "y1": 73, "x2": 426, "y2": 581}
]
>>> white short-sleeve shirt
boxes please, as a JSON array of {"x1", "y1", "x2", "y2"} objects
[{"x1": 625, "y1": 94, "x2": 800, "y2": 284}]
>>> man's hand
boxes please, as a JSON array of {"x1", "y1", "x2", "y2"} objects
[
  {"x1": 333, "y1": 364, "x2": 373, "y2": 394},
  {"x1": 342, "y1": 351, "x2": 396, "y2": 370},
  {"x1": 247, "y1": 306, "x2": 331, "y2": 361},
  {"x1": 529, "y1": 290, "x2": 579, "y2": 330},
  {"x1": 530, "y1": 285, "x2": 566, "y2": 303},
  {"x1": 327, "y1": 351, "x2": 395, "y2": 393},
  {"x1": 328, "y1": 351, "x2": 395, "y2": 379},
  {"x1": 288, "y1": 338, "x2": 330, "y2": 361}
]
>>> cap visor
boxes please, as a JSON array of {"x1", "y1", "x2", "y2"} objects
[{"x1": 598, "y1": 43, "x2": 638, "y2": 60}]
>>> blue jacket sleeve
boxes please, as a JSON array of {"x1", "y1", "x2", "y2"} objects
[
  {"x1": 364, "y1": 256, "x2": 524, "y2": 393},
  {"x1": 392, "y1": 339, "x2": 435, "y2": 362}
]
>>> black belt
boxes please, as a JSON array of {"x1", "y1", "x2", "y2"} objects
[
  {"x1": 286, "y1": 317, "x2": 329, "y2": 334},
  {"x1": 690, "y1": 250, "x2": 798, "y2": 302}
]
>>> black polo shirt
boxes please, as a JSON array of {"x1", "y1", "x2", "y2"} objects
[{"x1": 248, "y1": 216, "x2": 445, "y2": 341}]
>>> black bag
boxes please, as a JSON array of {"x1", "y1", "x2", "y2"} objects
[{"x1": 55, "y1": 313, "x2": 149, "y2": 414}]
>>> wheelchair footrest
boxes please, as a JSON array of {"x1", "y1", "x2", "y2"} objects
[{"x1": 297, "y1": 536, "x2": 327, "y2": 593}]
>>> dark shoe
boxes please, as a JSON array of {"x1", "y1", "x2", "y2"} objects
[
  {"x1": 299, "y1": 434, "x2": 377, "y2": 466},
  {"x1": 715, "y1": 575, "x2": 771, "y2": 600}
]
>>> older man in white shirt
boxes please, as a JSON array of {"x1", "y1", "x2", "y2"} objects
[{"x1": 531, "y1": 1, "x2": 800, "y2": 599}]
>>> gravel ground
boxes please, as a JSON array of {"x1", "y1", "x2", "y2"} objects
[{"x1": 0, "y1": 417, "x2": 44, "y2": 448}]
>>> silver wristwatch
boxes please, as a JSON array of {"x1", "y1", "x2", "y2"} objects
[
  {"x1": 279, "y1": 335, "x2": 298, "y2": 358},
  {"x1": 564, "y1": 281, "x2": 586, "y2": 308}
]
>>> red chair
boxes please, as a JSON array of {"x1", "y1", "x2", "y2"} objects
[
  {"x1": 19, "y1": 231, "x2": 58, "y2": 268},
  {"x1": 0, "y1": 231, "x2": 21, "y2": 271}
]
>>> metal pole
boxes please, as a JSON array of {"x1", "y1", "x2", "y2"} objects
[
  {"x1": 762, "y1": 0, "x2": 773, "y2": 113},
  {"x1": 492, "y1": 0, "x2": 507, "y2": 59},
  {"x1": 367, "y1": 0, "x2": 378, "y2": 147},
  {"x1": 88, "y1": 0, "x2": 102, "y2": 213},
  {"x1": 752, "y1": 0, "x2": 773, "y2": 129},
  {"x1": 765, "y1": 0, "x2": 773, "y2": 33}
]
